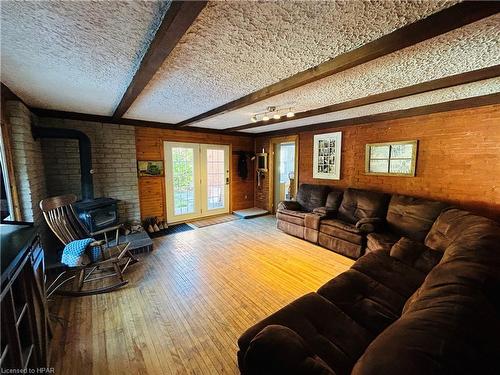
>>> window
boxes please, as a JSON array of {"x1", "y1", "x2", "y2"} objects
[
  {"x1": 365, "y1": 140, "x2": 417, "y2": 176},
  {"x1": 279, "y1": 143, "x2": 295, "y2": 183},
  {"x1": 0, "y1": 124, "x2": 14, "y2": 220}
]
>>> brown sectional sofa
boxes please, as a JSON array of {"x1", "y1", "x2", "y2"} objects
[
  {"x1": 277, "y1": 184, "x2": 448, "y2": 259},
  {"x1": 238, "y1": 208, "x2": 500, "y2": 374}
]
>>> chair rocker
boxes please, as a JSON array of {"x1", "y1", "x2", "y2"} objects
[{"x1": 40, "y1": 194, "x2": 139, "y2": 297}]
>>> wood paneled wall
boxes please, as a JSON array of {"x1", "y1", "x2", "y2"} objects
[
  {"x1": 255, "y1": 104, "x2": 500, "y2": 219},
  {"x1": 136, "y1": 127, "x2": 254, "y2": 220}
]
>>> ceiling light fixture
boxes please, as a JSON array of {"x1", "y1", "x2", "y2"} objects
[{"x1": 250, "y1": 105, "x2": 295, "y2": 123}]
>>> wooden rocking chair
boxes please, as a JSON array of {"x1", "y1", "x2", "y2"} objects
[{"x1": 40, "y1": 194, "x2": 138, "y2": 297}]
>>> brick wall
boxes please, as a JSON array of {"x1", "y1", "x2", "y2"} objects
[
  {"x1": 254, "y1": 137, "x2": 272, "y2": 212},
  {"x1": 38, "y1": 118, "x2": 140, "y2": 222},
  {"x1": 5, "y1": 101, "x2": 47, "y2": 223},
  {"x1": 255, "y1": 104, "x2": 500, "y2": 219}
]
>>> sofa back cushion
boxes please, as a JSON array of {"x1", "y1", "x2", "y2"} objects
[
  {"x1": 338, "y1": 188, "x2": 389, "y2": 224},
  {"x1": 386, "y1": 195, "x2": 447, "y2": 242},
  {"x1": 296, "y1": 184, "x2": 330, "y2": 212},
  {"x1": 325, "y1": 190, "x2": 343, "y2": 211},
  {"x1": 424, "y1": 208, "x2": 489, "y2": 252}
]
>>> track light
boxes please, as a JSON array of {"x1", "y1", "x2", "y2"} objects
[{"x1": 251, "y1": 105, "x2": 295, "y2": 123}]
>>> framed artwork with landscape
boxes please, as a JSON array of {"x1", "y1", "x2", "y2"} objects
[
  {"x1": 313, "y1": 131, "x2": 342, "y2": 180},
  {"x1": 137, "y1": 160, "x2": 164, "y2": 177}
]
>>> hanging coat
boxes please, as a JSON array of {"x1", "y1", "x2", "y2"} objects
[{"x1": 237, "y1": 151, "x2": 248, "y2": 180}]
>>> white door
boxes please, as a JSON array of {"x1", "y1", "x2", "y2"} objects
[{"x1": 164, "y1": 142, "x2": 229, "y2": 223}]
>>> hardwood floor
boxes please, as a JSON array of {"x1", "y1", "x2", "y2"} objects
[{"x1": 49, "y1": 216, "x2": 354, "y2": 374}]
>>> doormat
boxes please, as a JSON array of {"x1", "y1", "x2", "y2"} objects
[
  {"x1": 148, "y1": 223, "x2": 194, "y2": 238},
  {"x1": 188, "y1": 214, "x2": 240, "y2": 228}
]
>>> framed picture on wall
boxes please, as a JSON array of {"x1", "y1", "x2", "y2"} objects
[
  {"x1": 137, "y1": 160, "x2": 164, "y2": 177},
  {"x1": 365, "y1": 140, "x2": 418, "y2": 176},
  {"x1": 313, "y1": 131, "x2": 342, "y2": 180}
]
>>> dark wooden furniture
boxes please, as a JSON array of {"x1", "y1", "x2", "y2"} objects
[
  {"x1": 1, "y1": 223, "x2": 49, "y2": 370},
  {"x1": 40, "y1": 194, "x2": 138, "y2": 296}
]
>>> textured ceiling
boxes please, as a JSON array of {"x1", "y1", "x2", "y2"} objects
[
  {"x1": 1, "y1": 0, "x2": 170, "y2": 116},
  {"x1": 191, "y1": 13, "x2": 500, "y2": 130},
  {"x1": 241, "y1": 78, "x2": 500, "y2": 133},
  {"x1": 125, "y1": 0, "x2": 457, "y2": 123}
]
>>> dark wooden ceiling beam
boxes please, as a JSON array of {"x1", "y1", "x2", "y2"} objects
[
  {"x1": 113, "y1": 1, "x2": 207, "y2": 118},
  {"x1": 231, "y1": 65, "x2": 500, "y2": 131},
  {"x1": 31, "y1": 108, "x2": 251, "y2": 137},
  {"x1": 251, "y1": 93, "x2": 500, "y2": 137},
  {"x1": 177, "y1": 1, "x2": 500, "y2": 128}
]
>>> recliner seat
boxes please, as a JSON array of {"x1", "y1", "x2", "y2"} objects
[{"x1": 318, "y1": 188, "x2": 389, "y2": 259}]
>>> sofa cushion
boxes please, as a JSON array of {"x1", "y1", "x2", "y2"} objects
[
  {"x1": 366, "y1": 232, "x2": 400, "y2": 253},
  {"x1": 351, "y1": 251, "x2": 426, "y2": 298},
  {"x1": 320, "y1": 222, "x2": 363, "y2": 245},
  {"x1": 318, "y1": 270, "x2": 405, "y2": 335},
  {"x1": 386, "y1": 195, "x2": 447, "y2": 242},
  {"x1": 390, "y1": 237, "x2": 443, "y2": 274},
  {"x1": 238, "y1": 292, "x2": 372, "y2": 375},
  {"x1": 337, "y1": 188, "x2": 389, "y2": 225},
  {"x1": 296, "y1": 184, "x2": 330, "y2": 212},
  {"x1": 318, "y1": 234, "x2": 364, "y2": 259}
]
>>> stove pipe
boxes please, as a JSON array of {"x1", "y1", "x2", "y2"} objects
[{"x1": 33, "y1": 126, "x2": 94, "y2": 201}]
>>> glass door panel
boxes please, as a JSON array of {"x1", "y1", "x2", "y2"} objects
[
  {"x1": 164, "y1": 142, "x2": 201, "y2": 223},
  {"x1": 201, "y1": 145, "x2": 229, "y2": 215}
]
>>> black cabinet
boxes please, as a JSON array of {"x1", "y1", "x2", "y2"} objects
[{"x1": 1, "y1": 225, "x2": 49, "y2": 370}]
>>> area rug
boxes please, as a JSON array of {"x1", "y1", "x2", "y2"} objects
[
  {"x1": 148, "y1": 223, "x2": 194, "y2": 238},
  {"x1": 188, "y1": 214, "x2": 240, "y2": 228}
]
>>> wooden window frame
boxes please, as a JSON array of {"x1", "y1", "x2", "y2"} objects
[{"x1": 365, "y1": 140, "x2": 418, "y2": 177}]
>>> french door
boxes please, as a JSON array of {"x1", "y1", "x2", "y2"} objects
[{"x1": 164, "y1": 142, "x2": 229, "y2": 223}]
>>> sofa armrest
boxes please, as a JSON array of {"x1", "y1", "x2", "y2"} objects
[
  {"x1": 312, "y1": 207, "x2": 337, "y2": 219},
  {"x1": 278, "y1": 200, "x2": 303, "y2": 212},
  {"x1": 355, "y1": 218, "x2": 384, "y2": 233},
  {"x1": 243, "y1": 325, "x2": 336, "y2": 375}
]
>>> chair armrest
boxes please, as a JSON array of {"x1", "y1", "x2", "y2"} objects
[
  {"x1": 89, "y1": 224, "x2": 122, "y2": 237},
  {"x1": 90, "y1": 224, "x2": 122, "y2": 247},
  {"x1": 312, "y1": 207, "x2": 337, "y2": 219},
  {"x1": 277, "y1": 200, "x2": 303, "y2": 211},
  {"x1": 355, "y1": 218, "x2": 384, "y2": 233}
]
